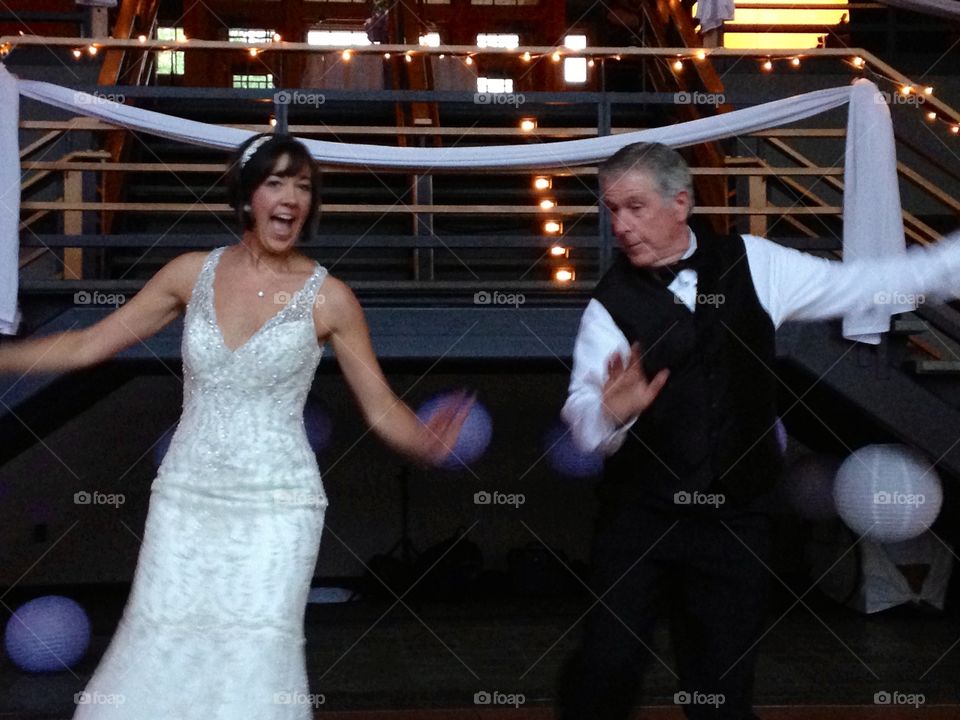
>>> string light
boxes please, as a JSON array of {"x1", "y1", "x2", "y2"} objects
[
  {"x1": 533, "y1": 176, "x2": 552, "y2": 190},
  {"x1": 791, "y1": 57, "x2": 801, "y2": 67},
  {"x1": 464, "y1": 56, "x2": 474, "y2": 66},
  {"x1": 544, "y1": 220, "x2": 562, "y2": 234},
  {"x1": 539, "y1": 198, "x2": 556, "y2": 210},
  {"x1": 521, "y1": 51, "x2": 531, "y2": 62},
  {"x1": 269, "y1": 117, "x2": 277, "y2": 127},
  {"x1": 342, "y1": 49, "x2": 353, "y2": 61},
  {"x1": 761, "y1": 59, "x2": 772, "y2": 72},
  {"x1": 384, "y1": 52, "x2": 391, "y2": 59},
  {"x1": 587, "y1": 59, "x2": 595, "y2": 67},
  {"x1": 551, "y1": 51, "x2": 561, "y2": 62},
  {"x1": 554, "y1": 268, "x2": 575, "y2": 282},
  {"x1": 72, "y1": 48, "x2": 82, "y2": 59},
  {"x1": 137, "y1": 35, "x2": 147, "y2": 43},
  {"x1": 861, "y1": 65, "x2": 959, "y2": 141},
  {"x1": 695, "y1": 50, "x2": 706, "y2": 61},
  {"x1": 404, "y1": 53, "x2": 413, "y2": 63},
  {"x1": 249, "y1": 47, "x2": 258, "y2": 57},
  {"x1": 673, "y1": 58, "x2": 683, "y2": 71},
  {"x1": 549, "y1": 245, "x2": 569, "y2": 257},
  {"x1": 87, "y1": 45, "x2": 98, "y2": 56},
  {"x1": 272, "y1": 33, "x2": 282, "y2": 42},
  {"x1": 852, "y1": 56, "x2": 864, "y2": 68},
  {"x1": 520, "y1": 118, "x2": 537, "y2": 132}
]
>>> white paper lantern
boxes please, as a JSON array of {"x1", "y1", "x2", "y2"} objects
[
  {"x1": 833, "y1": 444, "x2": 942, "y2": 543},
  {"x1": 784, "y1": 454, "x2": 841, "y2": 521}
]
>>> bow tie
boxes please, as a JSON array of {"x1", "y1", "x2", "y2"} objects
[{"x1": 648, "y1": 253, "x2": 698, "y2": 284}]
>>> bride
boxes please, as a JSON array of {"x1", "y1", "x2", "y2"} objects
[{"x1": 0, "y1": 132, "x2": 473, "y2": 719}]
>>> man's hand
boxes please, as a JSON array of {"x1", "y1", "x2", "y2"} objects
[{"x1": 601, "y1": 342, "x2": 669, "y2": 426}]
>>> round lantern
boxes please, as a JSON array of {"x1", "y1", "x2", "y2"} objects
[
  {"x1": 416, "y1": 393, "x2": 492, "y2": 470},
  {"x1": 833, "y1": 444, "x2": 942, "y2": 543},
  {"x1": 4, "y1": 596, "x2": 91, "y2": 673}
]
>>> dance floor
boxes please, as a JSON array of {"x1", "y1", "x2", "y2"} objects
[{"x1": 2, "y1": 591, "x2": 958, "y2": 718}]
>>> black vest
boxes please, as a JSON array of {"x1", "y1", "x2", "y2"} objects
[{"x1": 593, "y1": 230, "x2": 782, "y2": 506}]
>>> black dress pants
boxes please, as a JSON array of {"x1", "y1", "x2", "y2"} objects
[{"x1": 558, "y1": 497, "x2": 772, "y2": 720}]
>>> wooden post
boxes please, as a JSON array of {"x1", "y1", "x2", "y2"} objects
[
  {"x1": 63, "y1": 170, "x2": 83, "y2": 280},
  {"x1": 748, "y1": 174, "x2": 767, "y2": 237}
]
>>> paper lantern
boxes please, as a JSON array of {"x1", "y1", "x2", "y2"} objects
[
  {"x1": 774, "y1": 417, "x2": 788, "y2": 455},
  {"x1": 153, "y1": 425, "x2": 176, "y2": 467},
  {"x1": 4, "y1": 596, "x2": 91, "y2": 673},
  {"x1": 784, "y1": 454, "x2": 841, "y2": 521},
  {"x1": 833, "y1": 444, "x2": 942, "y2": 543},
  {"x1": 303, "y1": 399, "x2": 333, "y2": 456},
  {"x1": 417, "y1": 393, "x2": 492, "y2": 470},
  {"x1": 545, "y1": 420, "x2": 604, "y2": 478}
]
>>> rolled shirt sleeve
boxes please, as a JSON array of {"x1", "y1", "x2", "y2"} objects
[{"x1": 563, "y1": 230, "x2": 960, "y2": 457}]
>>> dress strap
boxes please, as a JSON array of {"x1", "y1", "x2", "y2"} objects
[
  {"x1": 295, "y1": 263, "x2": 329, "y2": 317},
  {"x1": 186, "y1": 246, "x2": 227, "y2": 313}
]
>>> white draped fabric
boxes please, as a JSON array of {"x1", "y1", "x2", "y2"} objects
[
  {"x1": 695, "y1": 0, "x2": 736, "y2": 31},
  {"x1": 2, "y1": 65, "x2": 905, "y2": 342},
  {"x1": 0, "y1": 67, "x2": 21, "y2": 335}
]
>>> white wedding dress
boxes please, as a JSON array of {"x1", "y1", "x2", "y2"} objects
[{"x1": 73, "y1": 247, "x2": 329, "y2": 719}]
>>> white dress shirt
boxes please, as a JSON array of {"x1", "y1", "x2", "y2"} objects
[{"x1": 563, "y1": 230, "x2": 960, "y2": 456}]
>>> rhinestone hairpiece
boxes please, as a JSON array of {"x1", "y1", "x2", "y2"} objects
[{"x1": 240, "y1": 135, "x2": 272, "y2": 169}]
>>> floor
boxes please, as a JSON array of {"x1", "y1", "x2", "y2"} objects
[{"x1": 2, "y1": 587, "x2": 959, "y2": 718}]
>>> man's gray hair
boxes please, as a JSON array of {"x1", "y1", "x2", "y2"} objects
[{"x1": 598, "y1": 142, "x2": 694, "y2": 204}]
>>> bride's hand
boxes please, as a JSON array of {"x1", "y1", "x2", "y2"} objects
[{"x1": 419, "y1": 390, "x2": 476, "y2": 466}]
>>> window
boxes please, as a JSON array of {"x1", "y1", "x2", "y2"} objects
[
  {"x1": 476, "y1": 33, "x2": 519, "y2": 49},
  {"x1": 477, "y1": 77, "x2": 514, "y2": 93},
  {"x1": 306, "y1": 30, "x2": 372, "y2": 46},
  {"x1": 563, "y1": 35, "x2": 588, "y2": 84},
  {"x1": 233, "y1": 74, "x2": 274, "y2": 89},
  {"x1": 156, "y1": 27, "x2": 185, "y2": 75},
  {"x1": 229, "y1": 28, "x2": 275, "y2": 43}
]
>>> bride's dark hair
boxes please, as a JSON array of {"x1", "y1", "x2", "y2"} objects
[{"x1": 227, "y1": 133, "x2": 322, "y2": 241}]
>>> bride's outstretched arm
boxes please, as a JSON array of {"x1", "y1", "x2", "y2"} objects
[
  {"x1": 316, "y1": 276, "x2": 472, "y2": 467},
  {"x1": 0, "y1": 252, "x2": 203, "y2": 375}
]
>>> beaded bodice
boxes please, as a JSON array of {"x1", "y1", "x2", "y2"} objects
[{"x1": 155, "y1": 247, "x2": 329, "y2": 502}]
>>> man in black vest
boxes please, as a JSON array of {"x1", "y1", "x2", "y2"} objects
[{"x1": 557, "y1": 142, "x2": 960, "y2": 719}]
